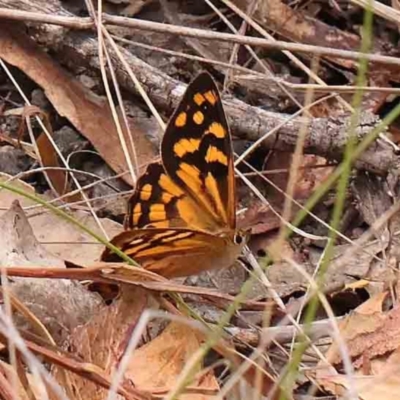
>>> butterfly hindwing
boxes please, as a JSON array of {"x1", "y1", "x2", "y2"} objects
[
  {"x1": 102, "y1": 228, "x2": 231, "y2": 277},
  {"x1": 105, "y1": 228, "x2": 215, "y2": 259},
  {"x1": 161, "y1": 72, "x2": 236, "y2": 231}
]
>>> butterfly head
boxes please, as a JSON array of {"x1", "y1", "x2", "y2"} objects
[{"x1": 224, "y1": 228, "x2": 250, "y2": 251}]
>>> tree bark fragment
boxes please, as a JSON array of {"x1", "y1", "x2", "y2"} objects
[{"x1": 0, "y1": 0, "x2": 396, "y2": 176}]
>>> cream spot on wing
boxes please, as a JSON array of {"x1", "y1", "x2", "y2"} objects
[
  {"x1": 149, "y1": 204, "x2": 166, "y2": 221},
  {"x1": 132, "y1": 203, "x2": 141, "y2": 225},
  {"x1": 140, "y1": 184, "x2": 152, "y2": 201},
  {"x1": 175, "y1": 112, "x2": 187, "y2": 127},
  {"x1": 153, "y1": 231, "x2": 178, "y2": 240},
  {"x1": 193, "y1": 111, "x2": 204, "y2": 125},
  {"x1": 204, "y1": 90, "x2": 218, "y2": 105},
  {"x1": 205, "y1": 146, "x2": 228, "y2": 165},
  {"x1": 173, "y1": 138, "x2": 201, "y2": 157},
  {"x1": 130, "y1": 238, "x2": 145, "y2": 246},
  {"x1": 193, "y1": 93, "x2": 205, "y2": 106},
  {"x1": 126, "y1": 242, "x2": 150, "y2": 256},
  {"x1": 206, "y1": 122, "x2": 226, "y2": 138},
  {"x1": 161, "y1": 232, "x2": 194, "y2": 243}
]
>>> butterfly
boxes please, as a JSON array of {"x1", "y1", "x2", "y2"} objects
[{"x1": 102, "y1": 72, "x2": 248, "y2": 278}]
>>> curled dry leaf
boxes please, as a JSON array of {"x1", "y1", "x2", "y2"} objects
[
  {"x1": 127, "y1": 321, "x2": 219, "y2": 399},
  {"x1": 322, "y1": 292, "x2": 391, "y2": 367},
  {"x1": 0, "y1": 174, "x2": 123, "y2": 343},
  {"x1": 0, "y1": 23, "x2": 156, "y2": 186},
  {"x1": 239, "y1": 153, "x2": 332, "y2": 235},
  {"x1": 317, "y1": 292, "x2": 400, "y2": 399},
  {"x1": 246, "y1": 0, "x2": 397, "y2": 112},
  {"x1": 4, "y1": 104, "x2": 81, "y2": 201},
  {"x1": 52, "y1": 286, "x2": 150, "y2": 399},
  {"x1": 0, "y1": 173, "x2": 122, "y2": 264},
  {"x1": 317, "y1": 348, "x2": 400, "y2": 400},
  {"x1": 0, "y1": 199, "x2": 103, "y2": 344}
]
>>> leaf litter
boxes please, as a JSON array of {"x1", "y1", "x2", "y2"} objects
[{"x1": 0, "y1": 1, "x2": 400, "y2": 399}]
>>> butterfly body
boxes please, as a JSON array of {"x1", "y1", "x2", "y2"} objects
[{"x1": 102, "y1": 73, "x2": 247, "y2": 278}]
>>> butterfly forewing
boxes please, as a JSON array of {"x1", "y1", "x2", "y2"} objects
[
  {"x1": 105, "y1": 72, "x2": 246, "y2": 278},
  {"x1": 125, "y1": 162, "x2": 219, "y2": 231},
  {"x1": 161, "y1": 73, "x2": 236, "y2": 231},
  {"x1": 125, "y1": 162, "x2": 182, "y2": 229}
]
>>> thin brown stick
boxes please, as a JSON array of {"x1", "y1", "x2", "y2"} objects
[
  {"x1": 227, "y1": 317, "x2": 345, "y2": 346},
  {"x1": 0, "y1": 5, "x2": 394, "y2": 176},
  {"x1": 0, "y1": 334, "x2": 145, "y2": 400},
  {"x1": 0, "y1": 7, "x2": 400, "y2": 66}
]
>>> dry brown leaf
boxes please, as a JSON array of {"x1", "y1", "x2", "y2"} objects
[
  {"x1": 18, "y1": 105, "x2": 81, "y2": 202},
  {"x1": 3, "y1": 104, "x2": 79, "y2": 201},
  {"x1": 244, "y1": 0, "x2": 397, "y2": 112},
  {"x1": 0, "y1": 200, "x2": 63, "y2": 268},
  {"x1": 239, "y1": 153, "x2": 332, "y2": 235},
  {"x1": 264, "y1": 152, "x2": 332, "y2": 206},
  {"x1": 0, "y1": 175, "x2": 122, "y2": 344},
  {"x1": 323, "y1": 292, "x2": 389, "y2": 367},
  {"x1": 318, "y1": 347, "x2": 400, "y2": 400},
  {"x1": 0, "y1": 173, "x2": 122, "y2": 264},
  {"x1": 0, "y1": 23, "x2": 156, "y2": 186},
  {"x1": 293, "y1": 155, "x2": 333, "y2": 200},
  {"x1": 0, "y1": 199, "x2": 103, "y2": 344},
  {"x1": 317, "y1": 292, "x2": 400, "y2": 399},
  {"x1": 131, "y1": 322, "x2": 276, "y2": 398},
  {"x1": 127, "y1": 321, "x2": 219, "y2": 399},
  {"x1": 0, "y1": 360, "x2": 36, "y2": 400},
  {"x1": 238, "y1": 203, "x2": 281, "y2": 234},
  {"x1": 52, "y1": 287, "x2": 150, "y2": 399}
]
